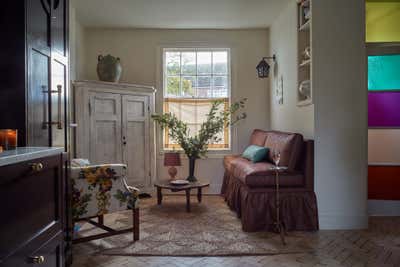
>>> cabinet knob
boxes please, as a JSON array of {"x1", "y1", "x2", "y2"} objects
[
  {"x1": 30, "y1": 163, "x2": 44, "y2": 172},
  {"x1": 30, "y1": 255, "x2": 45, "y2": 264}
]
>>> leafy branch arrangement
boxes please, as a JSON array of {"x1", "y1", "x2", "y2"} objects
[{"x1": 152, "y1": 99, "x2": 247, "y2": 159}]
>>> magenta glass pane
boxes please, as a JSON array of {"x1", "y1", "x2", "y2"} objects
[{"x1": 369, "y1": 92, "x2": 400, "y2": 127}]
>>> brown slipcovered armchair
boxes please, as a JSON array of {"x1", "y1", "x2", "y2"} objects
[{"x1": 221, "y1": 129, "x2": 318, "y2": 232}]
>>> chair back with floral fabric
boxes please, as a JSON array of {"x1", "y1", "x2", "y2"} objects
[{"x1": 70, "y1": 161, "x2": 139, "y2": 220}]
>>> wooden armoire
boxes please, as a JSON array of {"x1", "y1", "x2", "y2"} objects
[
  {"x1": 0, "y1": 0, "x2": 70, "y2": 150},
  {"x1": 74, "y1": 81, "x2": 156, "y2": 193}
]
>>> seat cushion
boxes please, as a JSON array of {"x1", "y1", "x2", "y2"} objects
[
  {"x1": 264, "y1": 131, "x2": 303, "y2": 170},
  {"x1": 230, "y1": 157, "x2": 304, "y2": 188}
]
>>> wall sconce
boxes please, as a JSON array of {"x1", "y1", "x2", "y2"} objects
[{"x1": 256, "y1": 55, "x2": 276, "y2": 78}]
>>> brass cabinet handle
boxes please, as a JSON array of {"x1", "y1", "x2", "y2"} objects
[
  {"x1": 41, "y1": 85, "x2": 63, "y2": 130},
  {"x1": 30, "y1": 163, "x2": 44, "y2": 172},
  {"x1": 30, "y1": 255, "x2": 45, "y2": 264},
  {"x1": 56, "y1": 85, "x2": 62, "y2": 130},
  {"x1": 41, "y1": 85, "x2": 48, "y2": 130}
]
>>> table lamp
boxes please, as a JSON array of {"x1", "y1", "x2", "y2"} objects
[{"x1": 164, "y1": 152, "x2": 181, "y2": 181}]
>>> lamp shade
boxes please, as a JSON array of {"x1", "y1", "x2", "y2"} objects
[
  {"x1": 256, "y1": 58, "x2": 271, "y2": 78},
  {"x1": 164, "y1": 152, "x2": 181, "y2": 166}
]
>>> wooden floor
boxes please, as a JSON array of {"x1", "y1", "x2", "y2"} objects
[{"x1": 72, "y1": 216, "x2": 400, "y2": 267}]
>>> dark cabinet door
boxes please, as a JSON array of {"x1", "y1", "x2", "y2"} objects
[
  {"x1": 26, "y1": 0, "x2": 69, "y2": 149},
  {"x1": 27, "y1": 0, "x2": 52, "y2": 147},
  {"x1": 0, "y1": 155, "x2": 64, "y2": 260}
]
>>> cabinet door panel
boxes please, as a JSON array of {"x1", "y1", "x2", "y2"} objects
[
  {"x1": 1, "y1": 232, "x2": 63, "y2": 267},
  {"x1": 27, "y1": 0, "x2": 51, "y2": 49},
  {"x1": 51, "y1": 0, "x2": 67, "y2": 56},
  {"x1": 122, "y1": 95, "x2": 150, "y2": 187},
  {"x1": 89, "y1": 92, "x2": 122, "y2": 164},
  {"x1": 51, "y1": 59, "x2": 67, "y2": 148},
  {"x1": 28, "y1": 49, "x2": 51, "y2": 147},
  {"x1": 0, "y1": 155, "x2": 63, "y2": 260}
]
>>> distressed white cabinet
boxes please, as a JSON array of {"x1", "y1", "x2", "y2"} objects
[{"x1": 74, "y1": 80, "x2": 156, "y2": 192}]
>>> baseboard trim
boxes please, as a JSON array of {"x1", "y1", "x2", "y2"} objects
[
  {"x1": 318, "y1": 213, "x2": 368, "y2": 230},
  {"x1": 368, "y1": 200, "x2": 400, "y2": 216}
]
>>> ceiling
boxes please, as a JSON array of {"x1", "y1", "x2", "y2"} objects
[{"x1": 71, "y1": 0, "x2": 290, "y2": 29}]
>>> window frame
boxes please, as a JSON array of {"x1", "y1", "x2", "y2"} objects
[{"x1": 162, "y1": 47, "x2": 232, "y2": 151}]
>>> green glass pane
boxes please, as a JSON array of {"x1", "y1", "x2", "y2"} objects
[{"x1": 368, "y1": 54, "x2": 400, "y2": 91}]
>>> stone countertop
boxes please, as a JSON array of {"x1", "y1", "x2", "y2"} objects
[{"x1": 0, "y1": 147, "x2": 64, "y2": 167}]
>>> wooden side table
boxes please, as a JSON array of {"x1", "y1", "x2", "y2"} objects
[{"x1": 154, "y1": 180, "x2": 210, "y2": 212}]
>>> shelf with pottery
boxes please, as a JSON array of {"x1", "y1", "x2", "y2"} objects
[
  {"x1": 299, "y1": 59, "x2": 311, "y2": 67},
  {"x1": 299, "y1": 20, "x2": 310, "y2": 32},
  {"x1": 297, "y1": 0, "x2": 312, "y2": 107}
]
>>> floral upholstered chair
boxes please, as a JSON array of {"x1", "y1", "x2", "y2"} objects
[{"x1": 70, "y1": 159, "x2": 140, "y2": 243}]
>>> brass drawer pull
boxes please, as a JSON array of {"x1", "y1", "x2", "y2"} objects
[
  {"x1": 30, "y1": 163, "x2": 44, "y2": 172},
  {"x1": 30, "y1": 255, "x2": 45, "y2": 264}
]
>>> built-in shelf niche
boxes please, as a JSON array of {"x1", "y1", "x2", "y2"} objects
[{"x1": 297, "y1": 0, "x2": 312, "y2": 106}]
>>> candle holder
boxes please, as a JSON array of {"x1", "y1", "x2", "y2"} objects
[
  {"x1": 0, "y1": 129, "x2": 18, "y2": 150},
  {"x1": 270, "y1": 165, "x2": 288, "y2": 246}
]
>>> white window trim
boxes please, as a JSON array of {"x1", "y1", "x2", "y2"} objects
[
  {"x1": 155, "y1": 44, "x2": 239, "y2": 158},
  {"x1": 156, "y1": 45, "x2": 238, "y2": 158}
]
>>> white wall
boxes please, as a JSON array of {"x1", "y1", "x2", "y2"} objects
[
  {"x1": 69, "y1": 6, "x2": 86, "y2": 155},
  {"x1": 269, "y1": 1, "x2": 314, "y2": 139},
  {"x1": 69, "y1": 5, "x2": 85, "y2": 81},
  {"x1": 79, "y1": 28, "x2": 270, "y2": 193},
  {"x1": 313, "y1": 0, "x2": 368, "y2": 229}
]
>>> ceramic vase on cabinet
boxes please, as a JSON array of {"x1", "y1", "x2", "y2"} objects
[{"x1": 97, "y1": 54, "x2": 122, "y2": 82}]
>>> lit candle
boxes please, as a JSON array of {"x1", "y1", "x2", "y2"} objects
[{"x1": 0, "y1": 129, "x2": 18, "y2": 150}]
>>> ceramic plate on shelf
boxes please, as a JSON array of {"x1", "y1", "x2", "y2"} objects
[{"x1": 170, "y1": 179, "x2": 189, "y2": 186}]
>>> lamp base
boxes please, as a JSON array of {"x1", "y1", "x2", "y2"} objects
[{"x1": 168, "y1": 166, "x2": 177, "y2": 181}]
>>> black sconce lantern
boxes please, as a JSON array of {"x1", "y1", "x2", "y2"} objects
[{"x1": 256, "y1": 55, "x2": 276, "y2": 78}]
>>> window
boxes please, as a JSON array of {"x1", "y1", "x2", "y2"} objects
[{"x1": 163, "y1": 48, "x2": 231, "y2": 150}]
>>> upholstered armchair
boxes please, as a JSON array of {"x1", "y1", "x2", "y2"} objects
[{"x1": 70, "y1": 160, "x2": 140, "y2": 243}]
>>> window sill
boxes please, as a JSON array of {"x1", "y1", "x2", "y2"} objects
[{"x1": 157, "y1": 150, "x2": 233, "y2": 159}]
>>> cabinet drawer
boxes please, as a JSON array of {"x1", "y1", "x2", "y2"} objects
[
  {"x1": 1, "y1": 231, "x2": 64, "y2": 267},
  {"x1": 0, "y1": 155, "x2": 64, "y2": 260}
]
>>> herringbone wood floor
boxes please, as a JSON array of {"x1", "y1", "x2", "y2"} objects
[{"x1": 72, "y1": 196, "x2": 400, "y2": 267}]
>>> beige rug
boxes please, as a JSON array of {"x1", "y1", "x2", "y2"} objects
[{"x1": 74, "y1": 196, "x2": 316, "y2": 256}]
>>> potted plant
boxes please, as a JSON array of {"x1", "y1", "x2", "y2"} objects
[{"x1": 152, "y1": 99, "x2": 247, "y2": 182}]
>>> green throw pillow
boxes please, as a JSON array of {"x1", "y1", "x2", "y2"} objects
[{"x1": 242, "y1": 145, "x2": 269, "y2": 163}]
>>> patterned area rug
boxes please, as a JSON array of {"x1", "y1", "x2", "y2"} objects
[{"x1": 74, "y1": 196, "x2": 316, "y2": 256}]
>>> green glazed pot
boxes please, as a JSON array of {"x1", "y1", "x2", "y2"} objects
[{"x1": 97, "y1": 54, "x2": 122, "y2": 82}]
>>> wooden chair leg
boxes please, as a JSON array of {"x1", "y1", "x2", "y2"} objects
[
  {"x1": 98, "y1": 215, "x2": 104, "y2": 225},
  {"x1": 133, "y1": 208, "x2": 139, "y2": 241}
]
